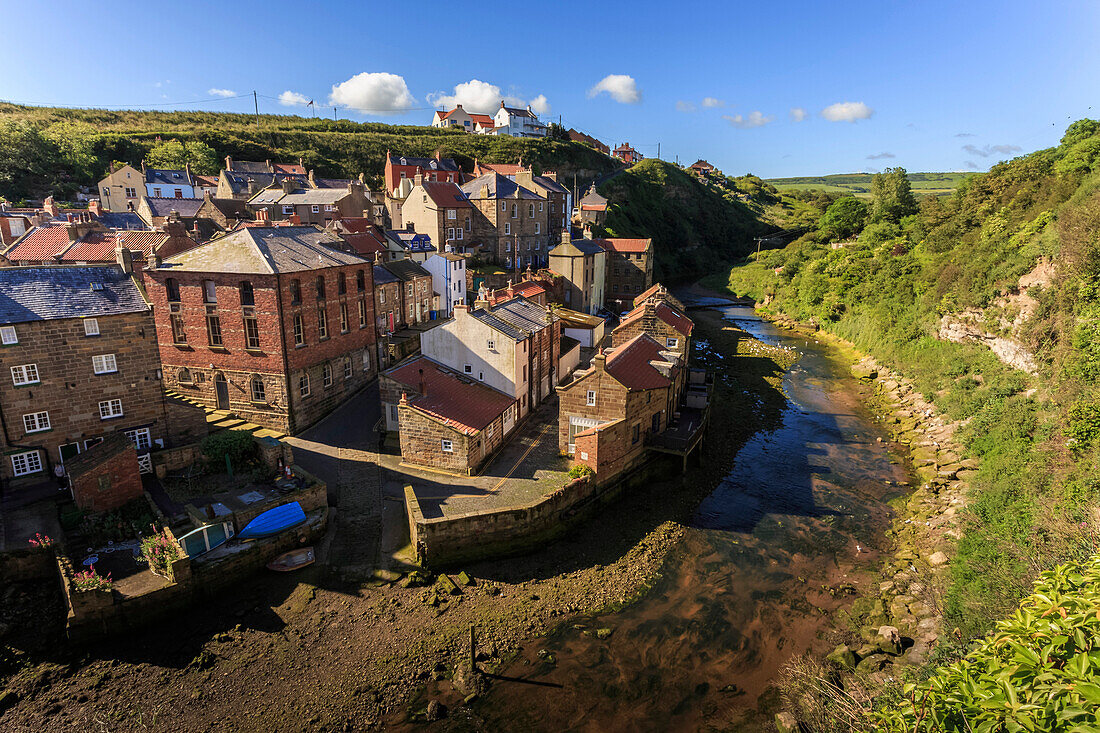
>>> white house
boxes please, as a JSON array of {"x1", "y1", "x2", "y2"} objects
[
  {"x1": 143, "y1": 167, "x2": 196, "y2": 199},
  {"x1": 431, "y1": 105, "x2": 498, "y2": 134},
  {"x1": 423, "y1": 251, "x2": 467, "y2": 317},
  {"x1": 492, "y1": 102, "x2": 547, "y2": 138}
]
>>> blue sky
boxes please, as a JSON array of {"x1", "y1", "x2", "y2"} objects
[{"x1": 3, "y1": 1, "x2": 1099, "y2": 177}]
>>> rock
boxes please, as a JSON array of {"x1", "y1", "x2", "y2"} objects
[
  {"x1": 909, "y1": 601, "x2": 933, "y2": 619},
  {"x1": 851, "y1": 364, "x2": 878, "y2": 381},
  {"x1": 889, "y1": 596, "x2": 912, "y2": 619},
  {"x1": 425, "y1": 700, "x2": 446, "y2": 722},
  {"x1": 596, "y1": 628, "x2": 613, "y2": 640},
  {"x1": 456, "y1": 571, "x2": 475, "y2": 586},
  {"x1": 877, "y1": 626, "x2": 902, "y2": 656},
  {"x1": 826, "y1": 644, "x2": 856, "y2": 671},
  {"x1": 437, "y1": 575, "x2": 462, "y2": 595},
  {"x1": 927, "y1": 551, "x2": 949, "y2": 567},
  {"x1": 856, "y1": 653, "x2": 890, "y2": 673},
  {"x1": 774, "y1": 711, "x2": 799, "y2": 733},
  {"x1": 855, "y1": 644, "x2": 878, "y2": 658},
  {"x1": 905, "y1": 642, "x2": 930, "y2": 665},
  {"x1": 878, "y1": 581, "x2": 895, "y2": 594}
]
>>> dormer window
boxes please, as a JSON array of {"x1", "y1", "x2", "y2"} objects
[
  {"x1": 430, "y1": 161, "x2": 437, "y2": 170},
  {"x1": 399, "y1": 157, "x2": 407, "y2": 165}
]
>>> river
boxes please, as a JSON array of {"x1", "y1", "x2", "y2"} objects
[{"x1": 462, "y1": 298, "x2": 912, "y2": 731}]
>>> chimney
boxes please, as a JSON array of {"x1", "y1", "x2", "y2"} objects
[
  {"x1": 289, "y1": 212, "x2": 301, "y2": 226},
  {"x1": 140, "y1": 159, "x2": 147, "y2": 175},
  {"x1": 507, "y1": 280, "x2": 515, "y2": 298},
  {"x1": 184, "y1": 161, "x2": 191, "y2": 181},
  {"x1": 308, "y1": 169, "x2": 316, "y2": 187},
  {"x1": 298, "y1": 157, "x2": 304, "y2": 170},
  {"x1": 413, "y1": 173, "x2": 423, "y2": 187},
  {"x1": 257, "y1": 208, "x2": 270, "y2": 222},
  {"x1": 474, "y1": 284, "x2": 489, "y2": 310},
  {"x1": 247, "y1": 176, "x2": 257, "y2": 195},
  {"x1": 479, "y1": 185, "x2": 489, "y2": 200},
  {"x1": 265, "y1": 159, "x2": 272, "y2": 171},
  {"x1": 594, "y1": 349, "x2": 606, "y2": 372},
  {"x1": 147, "y1": 249, "x2": 160, "y2": 270},
  {"x1": 456, "y1": 104, "x2": 463, "y2": 111},
  {"x1": 203, "y1": 189, "x2": 213, "y2": 203},
  {"x1": 88, "y1": 199, "x2": 101, "y2": 216},
  {"x1": 500, "y1": 100, "x2": 505, "y2": 109},
  {"x1": 435, "y1": 150, "x2": 441, "y2": 162},
  {"x1": 281, "y1": 177, "x2": 296, "y2": 195},
  {"x1": 43, "y1": 196, "x2": 59, "y2": 218},
  {"x1": 116, "y1": 245, "x2": 134, "y2": 274},
  {"x1": 561, "y1": 228, "x2": 572, "y2": 245},
  {"x1": 515, "y1": 169, "x2": 534, "y2": 188}
]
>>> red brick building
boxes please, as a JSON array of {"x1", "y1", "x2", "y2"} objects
[
  {"x1": 612, "y1": 143, "x2": 644, "y2": 164},
  {"x1": 384, "y1": 152, "x2": 462, "y2": 197},
  {"x1": 556, "y1": 334, "x2": 683, "y2": 479},
  {"x1": 146, "y1": 227, "x2": 378, "y2": 434},
  {"x1": 382, "y1": 356, "x2": 517, "y2": 475},
  {"x1": 66, "y1": 434, "x2": 143, "y2": 512},
  {"x1": 595, "y1": 237, "x2": 654, "y2": 311}
]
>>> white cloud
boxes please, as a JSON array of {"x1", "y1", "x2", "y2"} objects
[
  {"x1": 867, "y1": 152, "x2": 896, "y2": 160},
  {"x1": 208, "y1": 88, "x2": 237, "y2": 98},
  {"x1": 701, "y1": 97, "x2": 725, "y2": 109},
  {"x1": 587, "y1": 74, "x2": 641, "y2": 104},
  {"x1": 529, "y1": 94, "x2": 550, "y2": 115},
  {"x1": 278, "y1": 90, "x2": 311, "y2": 106},
  {"x1": 676, "y1": 100, "x2": 696, "y2": 113},
  {"x1": 821, "y1": 101, "x2": 874, "y2": 122},
  {"x1": 426, "y1": 79, "x2": 549, "y2": 116},
  {"x1": 723, "y1": 111, "x2": 774, "y2": 129},
  {"x1": 329, "y1": 72, "x2": 416, "y2": 114},
  {"x1": 790, "y1": 107, "x2": 808, "y2": 122},
  {"x1": 962, "y1": 143, "x2": 1021, "y2": 158}
]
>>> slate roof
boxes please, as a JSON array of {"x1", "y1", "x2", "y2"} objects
[
  {"x1": 202, "y1": 196, "x2": 251, "y2": 220},
  {"x1": 223, "y1": 172, "x2": 308, "y2": 195},
  {"x1": 420, "y1": 181, "x2": 472, "y2": 209},
  {"x1": 605, "y1": 334, "x2": 677, "y2": 390},
  {"x1": 382, "y1": 259, "x2": 431, "y2": 282},
  {"x1": 158, "y1": 227, "x2": 367, "y2": 274},
  {"x1": 531, "y1": 175, "x2": 569, "y2": 194},
  {"x1": 470, "y1": 296, "x2": 557, "y2": 342},
  {"x1": 340, "y1": 233, "x2": 387, "y2": 257},
  {"x1": 96, "y1": 212, "x2": 148, "y2": 230},
  {"x1": 387, "y1": 154, "x2": 460, "y2": 172},
  {"x1": 373, "y1": 264, "x2": 399, "y2": 285},
  {"x1": 314, "y1": 178, "x2": 355, "y2": 189},
  {"x1": 386, "y1": 356, "x2": 514, "y2": 435},
  {"x1": 386, "y1": 230, "x2": 435, "y2": 254},
  {"x1": 549, "y1": 238, "x2": 604, "y2": 258},
  {"x1": 267, "y1": 188, "x2": 349, "y2": 206},
  {"x1": 460, "y1": 172, "x2": 541, "y2": 201},
  {"x1": 593, "y1": 237, "x2": 651, "y2": 254},
  {"x1": 560, "y1": 335, "x2": 581, "y2": 355},
  {"x1": 226, "y1": 160, "x2": 306, "y2": 176},
  {"x1": 145, "y1": 168, "x2": 192, "y2": 186},
  {"x1": 618, "y1": 301, "x2": 694, "y2": 337},
  {"x1": 502, "y1": 106, "x2": 536, "y2": 119},
  {"x1": 0, "y1": 265, "x2": 148, "y2": 325},
  {"x1": 142, "y1": 196, "x2": 204, "y2": 218}
]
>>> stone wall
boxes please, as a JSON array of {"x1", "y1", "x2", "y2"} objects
[
  {"x1": 397, "y1": 403, "x2": 508, "y2": 475},
  {"x1": 0, "y1": 547, "x2": 56, "y2": 585}
]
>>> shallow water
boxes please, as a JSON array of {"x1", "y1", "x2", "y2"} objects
[{"x1": 467, "y1": 302, "x2": 910, "y2": 731}]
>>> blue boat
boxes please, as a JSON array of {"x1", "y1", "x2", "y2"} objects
[
  {"x1": 177, "y1": 521, "x2": 235, "y2": 557},
  {"x1": 237, "y1": 502, "x2": 306, "y2": 540}
]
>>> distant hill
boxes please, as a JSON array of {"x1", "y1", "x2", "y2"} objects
[
  {"x1": 0, "y1": 104, "x2": 619, "y2": 200},
  {"x1": 765, "y1": 171, "x2": 970, "y2": 198}
]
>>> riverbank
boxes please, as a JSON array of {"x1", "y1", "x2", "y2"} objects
[{"x1": 0, "y1": 303, "x2": 797, "y2": 732}]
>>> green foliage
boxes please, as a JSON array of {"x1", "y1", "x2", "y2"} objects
[
  {"x1": 567, "y1": 463, "x2": 595, "y2": 479},
  {"x1": 546, "y1": 123, "x2": 570, "y2": 142},
  {"x1": 145, "y1": 139, "x2": 219, "y2": 174},
  {"x1": 141, "y1": 531, "x2": 183, "y2": 577},
  {"x1": 870, "y1": 166, "x2": 918, "y2": 223},
  {"x1": 72, "y1": 569, "x2": 113, "y2": 592},
  {"x1": 879, "y1": 553, "x2": 1100, "y2": 731},
  {"x1": 818, "y1": 196, "x2": 868, "y2": 240},
  {"x1": 201, "y1": 429, "x2": 259, "y2": 471}
]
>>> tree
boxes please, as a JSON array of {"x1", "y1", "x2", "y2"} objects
[
  {"x1": 870, "y1": 167, "x2": 918, "y2": 223},
  {"x1": 818, "y1": 197, "x2": 868, "y2": 240},
  {"x1": 547, "y1": 123, "x2": 570, "y2": 142},
  {"x1": 145, "y1": 139, "x2": 219, "y2": 174},
  {"x1": 0, "y1": 121, "x2": 56, "y2": 200},
  {"x1": 42, "y1": 120, "x2": 99, "y2": 183}
]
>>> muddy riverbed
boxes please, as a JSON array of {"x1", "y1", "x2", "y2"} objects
[{"x1": 446, "y1": 302, "x2": 913, "y2": 732}]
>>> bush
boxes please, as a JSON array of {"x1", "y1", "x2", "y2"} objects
[
  {"x1": 567, "y1": 464, "x2": 594, "y2": 479},
  {"x1": 72, "y1": 569, "x2": 113, "y2": 592},
  {"x1": 201, "y1": 429, "x2": 259, "y2": 472},
  {"x1": 141, "y1": 531, "x2": 183, "y2": 578}
]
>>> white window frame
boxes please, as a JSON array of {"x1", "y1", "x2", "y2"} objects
[
  {"x1": 83, "y1": 318, "x2": 100, "y2": 336},
  {"x1": 464, "y1": 364, "x2": 473, "y2": 374},
  {"x1": 11, "y1": 363, "x2": 39, "y2": 386},
  {"x1": 504, "y1": 222, "x2": 511, "y2": 235},
  {"x1": 125, "y1": 427, "x2": 151, "y2": 451},
  {"x1": 487, "y1": 339, "x2": 495, "y2": 351},
  {"x1": 441, "y1": 439, "x2": 454, "y2": 453},
  {"x1": 535, "y1": 222, "x2": 541, "y2": 234},
  {"x1": 98, "y1": 399, "x2": 123, "y2": 420},
  {"x1": 343, "y1": 359, "x2": 352, "y2": 380},
  {"x1": 282, "y1": 205, "x2": 294, "y2": 215},
  {"x1": 456, "y1": 228, "x2": 463, "y2": 240},
  {"x1": 23, "y1": 411, "x2": 50, "y2": 433},
  {"x1": 448, "y1": 209, "x2": 456, "y2": 220},
  {"x1": 10, "y1": 450, "x2": 42, "y2": 477},
  {"x1": 666, "y1": 337, "x2": 679, "y2": 349},
  {"x1": 311, "y1": 205, "x2": 320, "y2": 213},
  {"x1": 0, "y1": 326, "x2": 17, "y2": 345},
  {"x1": 586, "y1": 390, "x2": 597, "y2": 407},
  {"x1": 299, "y1": 373, "x2": 310, "y2": 397},
  {"x1": 323, "y1": 363, "x2": 333, "y2": 388},
  {"x1": 92, "y1": 354, "x2": 118, "y2": 374}
]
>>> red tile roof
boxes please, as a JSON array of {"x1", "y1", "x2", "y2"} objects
[
  {"x1": 580, "y1": 203, "x2": 607, "y2": 211},
  {"x1": 421, "y1": 180, "x2": 472, "y2": 209},
  {"x1": 490, "y1": 280, "x2": 546, "y2": 304},
  {"x1": 333, "y1": 217, "x2": 375, "y2": 234},
  {"x1": 470, "y1": 114, "x2": 495, "y2": 127},
  {"x1": 273, "y1": 163, "x2": 306, "y2": 175},
  {"x1": 4, "y1": 225, "x2": 71, "y2": 261},
  {"x1": 478, "y1": 163, "x2": 523, "y2": 175},
  {"x1": 605, "y1": 334, "x2": 676, "y2": 390},
  {"x1": 593, "y1": 237, "x2": 650, "y2": 253},
  {"x1": 61, "y1": 230, "x2": 167, "y2": 262},
  {"x1": 340, "y1": 232, "x2": 387, "y2": 257},
  {"x1": 633, "y1": 283, "x2": 663, "y2": 306},
  {"x1": 387, "y1": 357, "x2": 515, "y2": 435},
  {"x1": 618, "y1": 301, "x2": 694, "y2": 337}
]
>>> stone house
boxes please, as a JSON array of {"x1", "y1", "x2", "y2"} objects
[
  {"x1": 548, "y1": 231, "x2": 606, "y2": 315},
  {"x1": 141, "y1": 165, "x2": 196, "y2": 199},
  {"x1": 460, "y1": 172, "x2": 550, "y2": 271},
  {"x1": 326, "y1": 218, "x2": 393, "y2": 261},
  {"x1": 384, "y1": 152, "x2": 462, "y2": 198},
  {"x1": 135, "y1": 196, "x2": 205, "y2": 230},
  {"x1": 512, "y1": 169, "x2": 570, "y2": 243},
  {"x1": 689, "y1": 159, "x2": 718, "y2": 177},
  {"x1": 611, "y1": 299, "x2": 694, "y2": 387},
  {"x1": 595, "y1": 237, "x2": 654, "y2": 311},
  {"x1": 574, "y1": 185, "x2": 608, "y2": 230},
  {"x1": 556, "y1": 334, "x2": 683, "y2": 480},
  {"x1": 419, "y1": 294, "x2": 560, "y2": 420},
  {"x1": 632, "y1": 283, "x2": 685, "y2": 312},
  {"x1": 96, "y1": 164, "x2": 145, "y2": 212},
  {"x1": 195, "y1": 191, "x2": 252, "y2": 231},
  {"x1": 0, "y1": 262, "x2": 196, "y2": 482},
  {"x1": 385, "y1": 229, "x2": 436, "y2": 262},
  {"x1": 492, "y1": 102, "x2": 547, "y2": 138},
  {"x1": 398, "y1": 177, "x2": 474, "y2": 252},
  {"x1": 246, "y1": 179, "x2": 371, "y2": 227},
  {"x1": 381, "y1": 259, "x2": 434, "y2": 326},
  {"x1": 146, "y1": 227, "x2": 378, "y2": 434},
  {"x1": 381, "y1": 356, "x2": 517, "y2": 474}
]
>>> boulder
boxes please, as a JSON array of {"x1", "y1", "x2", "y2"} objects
[
  {"x1": 851, "y1": 364, "x2": 878, "y2": 381},
  {"x1": 425, "y1": 700, "x2": 446, "y2": 722},
  {"x1": 877, "y1": 625, "x2": 903, "y2": 655},
  {"x1": 856, "y1": 653, "x2": 890, "y2": 673},
  {"x1": 927, "y1": 551, "x2": 949, "y2": 567},
  {"x1": 775, "y1": 711, "x2": 799, "y2": 733},
  {"x1": 826, "y1": 644, "x2": 856, "y2": 670}
]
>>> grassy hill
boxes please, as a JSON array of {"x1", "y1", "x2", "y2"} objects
[
  {"x1": 0, "y1": 103, "x2": 619, "y2": 199},
  {"x1": 708, "y1": 119, "x2": 1100, "y2": 725},
  {"x1": 766, "y1": 171, "x2": 970, "y2": 198}
]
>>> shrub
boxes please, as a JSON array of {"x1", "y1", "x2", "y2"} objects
[
  {"x1": 567, "y1": 464, "x2": 594, "y2": 479},
  {"x1": 27, "y1": 533, "x2": 52, "y2": 549},
  {"x1": 201, "y1": 429, "x2": 259, "y2": 472},
  {"x1": 141, "y1": 531, "x2": 183, "y2": 578}
]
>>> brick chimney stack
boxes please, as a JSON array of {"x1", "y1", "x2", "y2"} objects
[
  {"x1": 281, "y1": 177, "x2": 296, "y2": 195},
  {"x1": 225, "y1": 155, "x2": 233, "y2": 170},
  {"x1": 88, "y1": 199, "x2": 102, "y2": 216},
  {"x1": 115, "y1": 244, "x2": 133, "y2": 274}
]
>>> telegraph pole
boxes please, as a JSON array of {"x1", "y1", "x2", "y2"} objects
[
  {"x1": 253, "y1": 91, "x2": 260, "y2": 130},
  {"x1": 657, "y1": 142, "x2": 660, "y2": 160}
]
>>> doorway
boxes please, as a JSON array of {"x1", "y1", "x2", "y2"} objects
[
  {"x1": 59, "y1": 442, "x2": 81, "y2": 464},
  {"x1": 215, "y1": 373, "x2": 230, "y2": 410}
]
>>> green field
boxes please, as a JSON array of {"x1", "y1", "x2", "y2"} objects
[{"x1": 765, "y1": 171, "x2": 970, "y2": 198}]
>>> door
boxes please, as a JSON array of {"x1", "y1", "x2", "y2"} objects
[
  {"x1": 214, "y1": 373, "x2": 230, "y2": 410},
  {"x1": 651, "y1": 411, "x2": 662, "y2": 435},
  {"x1": 59, "y1": 442, "x2": 81, "y2": 464}
]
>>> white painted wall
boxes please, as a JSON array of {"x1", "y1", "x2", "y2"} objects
[{"x1": 423, "y1": 254, "x2": 467, "y2": 317}]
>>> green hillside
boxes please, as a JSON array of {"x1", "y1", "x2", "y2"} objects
[
  {"x1": 0, "y1": 103, "x2": 618, "y2": 200},
  {"x1": 766, "y1": 171, "x2": 970, "y2": 198},
  {"x1": 708, "y1": 119, "x2": 1100, "y2": 725}
]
